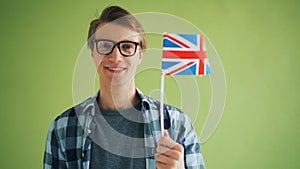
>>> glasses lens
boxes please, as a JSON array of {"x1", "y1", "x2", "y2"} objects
[
  {"x1": 120, "y1": 42, "x2": 136, "y2": 56},
  {"x1": 97, "y1": 41, "x2": 114, "y2": 54}
]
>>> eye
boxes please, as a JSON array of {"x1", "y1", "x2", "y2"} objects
[
  {"x1": 99, "y1": 42, "x2": 113, "y2": 50},
  {"x1": 95, "y1": 40, "x2": 116, "y2": 55},
  {"x1": 121, "y1": 43, "x2": 135, "y2": 51}
]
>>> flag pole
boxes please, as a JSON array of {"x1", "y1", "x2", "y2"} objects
[{"x1": 160, "y1": 73, "x2": 165, "y2": 136}]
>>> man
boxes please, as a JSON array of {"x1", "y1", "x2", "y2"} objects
[{"x1": 44, "y1": 5, "x2": 205, "y2": 169}]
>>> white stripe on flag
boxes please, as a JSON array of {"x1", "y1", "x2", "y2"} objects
[{"x1": 171, "y1": 34, "x2": 200, "y2": 50}]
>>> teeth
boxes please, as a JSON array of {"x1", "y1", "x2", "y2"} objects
[{"x1": 107, "y1": 67, "x2": 124, "y2": 71}]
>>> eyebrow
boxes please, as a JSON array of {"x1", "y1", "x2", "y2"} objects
[
  {"x1": 94, "y1": 39, "x2": 139, "y2": 44},
  {"x1": 94, "y1": 39, "x2": 116, "y2": 43},
  {"x1": 94, "y1": 35, "x2": 139, "y2": 43}
]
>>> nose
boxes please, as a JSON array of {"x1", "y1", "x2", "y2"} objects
[{"x1": 108, "y1": 46, "x2": 124, "y2": 62}]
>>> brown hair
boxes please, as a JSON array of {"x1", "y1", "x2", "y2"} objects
[{"x1": 87, "y1": 6, "x2": 147, "y2": 51}]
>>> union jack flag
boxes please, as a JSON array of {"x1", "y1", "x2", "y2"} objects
[{"x1": 162, "y1": 33, "x2": 211, "y2": 76}]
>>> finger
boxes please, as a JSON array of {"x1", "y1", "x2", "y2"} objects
[
  {"x1": 158, "y1": 136, "x2": 177, "y2": 149},
  {"x1": 156, "y1": 161, "x2": 166, "y2": 169},
  {"x1": 157, "y1": 143, "x2": 173, "y2": 154},
  {"x1": 157, "y1": 143, "x2": 183, "y2": 159},
  {"x1": 172, "y1": 143, "x2": 184, "y2": 153},
  {"x1": 164, "y1": 129, "x2": 170, "y2": 137},
  {"x1": 157, "y1": 148, "x2": 182, "y2": 161},
  {"x1": 157, "y1": 141, "x2": 181, "y2": 153},
  {"x1": 155, "y1": 153, "x2": 177, "y2": 168},
  {"x1": 157, "y1": 137, "x2": 183, "y2": 153},
  {"x1": 156, "y1": 161, "x2": 172, "y2": 169}
]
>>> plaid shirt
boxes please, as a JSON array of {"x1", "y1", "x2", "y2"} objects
[{"x1": 43, "y1": 89, "x2": 205, "y2": 169}]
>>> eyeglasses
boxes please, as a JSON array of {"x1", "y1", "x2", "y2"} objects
[{"x1": 94, "y1": 39, "x2": 140, "y2": 57}]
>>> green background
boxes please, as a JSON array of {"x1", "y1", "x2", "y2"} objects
[{"x1": 1, "y1": 0, "x2": 299, "y2": 168}]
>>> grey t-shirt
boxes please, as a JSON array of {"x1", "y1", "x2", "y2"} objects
[{"x1": 90, "y1": 102, "x2": 146, "y2": 169}]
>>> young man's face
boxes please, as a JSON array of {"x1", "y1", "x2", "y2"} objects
[{"x1": 91, "y1": 22, "x2": 143, "y2": 87}]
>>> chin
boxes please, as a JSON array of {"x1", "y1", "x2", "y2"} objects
[{"x1": 111, "y1": 76, "x2": 135, "y2": 87}]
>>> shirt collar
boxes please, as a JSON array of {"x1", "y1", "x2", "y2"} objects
[{"x1": 136, "y1": 88, "x2": 150, "y2": 111}]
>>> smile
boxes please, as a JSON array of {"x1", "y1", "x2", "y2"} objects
[{"x1": 105, "y1": 67, "x2": 126, "y2": 71}]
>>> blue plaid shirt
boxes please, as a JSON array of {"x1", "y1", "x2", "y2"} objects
[{"x1": 43, "y1": 89, "x2": 205, "y2": 169}]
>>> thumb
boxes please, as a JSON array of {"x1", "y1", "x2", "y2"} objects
[{"x1": 164, "y1": 129, "x2": 170, "y2": 137}]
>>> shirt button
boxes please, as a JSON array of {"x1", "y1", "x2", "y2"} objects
[
  {"x1": 82, "y1": 153, "x2": 84, "y2": 158},
  {"x1": 88, "y1": 129, "x2": 92, "y2": 134}
]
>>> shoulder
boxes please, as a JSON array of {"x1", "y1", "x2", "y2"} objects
[
  {"x1": 54, "y1": 106, "x2": 76, "y2": 122},
  {"x1": 50, "y1": 96, "x2": 96, "y2": 131}
]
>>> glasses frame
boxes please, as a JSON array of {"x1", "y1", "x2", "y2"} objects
[{"x1": 94, "y1": 39, "x2": 140, "y2": 57}]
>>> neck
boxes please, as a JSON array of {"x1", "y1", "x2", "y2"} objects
[{"x1": 98, "y1": 80, "x2": 139, "y2": 110}]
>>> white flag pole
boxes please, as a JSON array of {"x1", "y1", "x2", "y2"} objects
[{"x1": 160, "y1": 73, "x2": 165, "y2": 136}]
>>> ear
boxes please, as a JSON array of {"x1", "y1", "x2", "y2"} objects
[{"x1": 91, "y1": 48, "x2": 95, "y2": 58}]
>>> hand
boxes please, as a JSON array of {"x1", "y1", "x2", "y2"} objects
[{"x1": 155, "y1": 130, "x2": 185, "y2": 169}]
